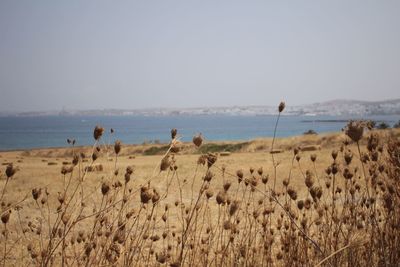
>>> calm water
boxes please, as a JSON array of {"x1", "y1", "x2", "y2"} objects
[{"x1": 0, "y1": 115, "x2": 398, "y2": 151}]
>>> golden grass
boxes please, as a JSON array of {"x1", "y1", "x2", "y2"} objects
[{"x1": 0, "y1": 117, "x2": 399, "y2": 266}]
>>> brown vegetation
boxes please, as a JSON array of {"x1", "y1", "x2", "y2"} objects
[{"x1": 0, "y1": 104, "x2": 400, "y2": 266}]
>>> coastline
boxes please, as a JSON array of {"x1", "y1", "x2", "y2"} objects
[{"x1": 1, "y1": 129, "x2": 398, "y2": 157}]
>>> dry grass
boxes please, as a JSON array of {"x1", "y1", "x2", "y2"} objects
[{"x1": 1, "y1": 108, "x2": 400, "y2": 267}]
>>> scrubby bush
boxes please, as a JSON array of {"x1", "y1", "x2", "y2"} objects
[{"x1": 303, "y1": 129, "x2": 317, "y2": 135}]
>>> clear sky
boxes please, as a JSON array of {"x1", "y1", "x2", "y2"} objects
[{"x1": 0, "y1": 1, "x2": 399, "y2": 112}]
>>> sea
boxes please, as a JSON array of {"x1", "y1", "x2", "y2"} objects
[{"x1": 0, "y1": 115, "x2": 398, "y2": 151}]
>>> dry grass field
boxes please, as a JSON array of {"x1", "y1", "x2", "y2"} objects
[{"x1": 1, "y1": 111, "x2": 400, "y2": 266}]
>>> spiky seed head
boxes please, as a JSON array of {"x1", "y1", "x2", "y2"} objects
[
  {"x1": 297, "y1": 200, "x2": 304, "y2": 210},
  {"x1": 193, "y1": 134, "x2": 203, "y2": 147},
  {"x1": 114, "y1": 140, "x2": 122, "y2": 155},
  {"x1": 1, "y1": 210, "x2": 10, "y2": 224},
  {"x1": 331, "y1": 150, "x2": 338, "y2": 160},
  {"x1": 205, "y1": 189, "x2": 214, "y2": 199},
  {"x1": 206, "y1": 153, "x2": 217, "y2": 168},
  {"x1": 223, "y1": 181, "x2": 231, "y2": 192},
  {"x1": 236, "y1": 169, "x2": 244, "y2": 183},
  {"x1": 197, "y1": 155, "x2": 207, "y2": 165},
  {"x1": 216, "y1": 191, "x2": 227, "y2": 205},
  {"x1": 160, "y1": 156, "x2": 171, "y2": 172},
  {"x1": 93, "y1": 125, "x2": 104, "y2": 141},
  {"x1": 345, "y1": 120, "x2": 364, "y2": 143},
  {"x1": 278, "y1": 102, "x2": 285, "y2": 113},
  {"x1": 305, "y1": 171, "x2": 314, "y2": 188},
  {"x1": 171, "y1": 128, "x2": 177, "y2": 139},
  {"x1": 101, "y1": 182, "x2": 110, "y2": 195},
  {"x1": 344, "y1": 151, "x2": 353, "y2": 165},
  {"x1": 203, "y1": 170, "x2": 214, "y2": 182},
  {"x1": 229, "y1": 200, "x2": 240, "y2": 216},
  {"x1": 32, "y1": 188, "x2": 41, "y2": 200},
  {"x1": 140, "y1": 187, "x2": 153, "y2": 204},
  {"x1": 92, "y1": 150, "x2": 99, "y2": 161},
  {"x1": 5, "y1": 164, "x2": 17, "y2": 178},
  {"x1": 310, "y1": 154, "x2": 317, "y2": 162},
  {"x1": 287, "y1": 187, "x2": 298, "y2": 201}
]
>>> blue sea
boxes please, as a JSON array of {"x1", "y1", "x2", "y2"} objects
[{"x1": 0, "y1": 115, "x2": 398, "y2": 151}]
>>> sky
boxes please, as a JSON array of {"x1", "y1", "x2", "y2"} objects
[{"x1": 0, "y1": 1, "x2": 399, "y2": 112}]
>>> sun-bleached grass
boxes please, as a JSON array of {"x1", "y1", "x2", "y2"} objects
[{"x1": 1, "y1": 104, "x2": 400, "y2": 267}]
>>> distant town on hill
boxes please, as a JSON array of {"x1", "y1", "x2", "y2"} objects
[{"x1": 2, "y1": 99, "x2": 400, "y2": 117}]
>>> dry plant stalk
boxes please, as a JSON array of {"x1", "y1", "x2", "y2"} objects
[{"x1": 0, "y1": 104, "x2": 399, "y2": 267}]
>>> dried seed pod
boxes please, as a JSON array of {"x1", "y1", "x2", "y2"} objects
[
  {"x1": 223, "y1": 220, "x2": 231, "y2": 230},
  {"x1": 61, "y1": 213, "x2": 70, "y2": 225},
  {"x1": 61, "y1": 166, "x2": 73, "y2": 175},
  {"x1": 278, "y1": 101, "x2": 285, "y2": 113},
  {"x1": 287, "y1": 187, "x2": 298, "y2": 201},
  {"x1": 344, "y1": 151, "x2": 353, "y2": 165},
  {"x1": 343, "y1": 168, "x2": 353, "y2": 179},
  {"x1": 367, "y1": 133, "x2": 379, "y2": 151},
  {"x1": 92, "y1": 150, "x2": 99, "y2": 161},
  {"x1": 205, "y1": 189, "x2": 214, "y2": 199},
  {"x1": 5, "y1": 164, "x2": 17, "y2": 178},
  {"x1": 331, "y1": 163, "x2": 339, "y2": 175},
  {"x1": 236, "y1": 169, "x2": 244, "y2": 183},
  {"x1": 32, "y1": 188, "x2": 42, "y2": 200},
  {"x1": 171, "y1": 128, "x2": 178, "y2": 139},
  {"x1": 140, "y1": 187, "x2": 152, "y2": 204},
  {"x1": 156, "y1": 252, "x2": 167, "y2": 264},
  {"x1": 216, "y1": 191, "x2": 227, "y2": 205},
  {"x1": 229, "y1": 200, "x2": 240, "y2": 216},
  {"x1": 310, "y1": 154, "x2": 317, "y2": 162},
  {"x1": 206, "y1": 153, "x2": 217, "y2": 168},
  {"x1": 93, "y1": 125, "x2": 104, "y2": 141},
  {"x1": 160, "y1": 156, "x2": 171, "y2": 172},
  {"x1": 72, "y1": 154, "x2": 79, "y2": 166},
  {"x1": 297, "y1": 200, "x2": 304, "y2": 210},
  {"x1": 262, "y1": 174, "x2": 269, "y2": 184},
  {"x1": 114, "y1": 140, "x2": 122, "y2": 155},
  {"x1": 305, "y1": 171, "x2": 314, "y2": 188},
  {"x1": 257, "y1": 167, "x2": 263, "y2": 176},
  {"x1": 345, "y1": 120, "x2": 364, "y2": 143},
  {"x1": 101, "y1": 182, "x2": 110, "y2": 195},
  {"x1": 197, "y1": 155, "x2": 207, "y2": 165},
  {"x1": 203, "y1": 170, "x2": 214, "y2": 182},
  {"x1": 58, "y1": 193, "x2": 65, "y2": 204},
  {"x1": 331, "y1": 150, "x2": 338, "y2": 160},
  {"x1": 193, "y1": 134, "x2": 203, "y2": 147},
  {"x1": 152, "y1": 189, "x2": 160, "y2": 203},
  {"x1": 223, "y1": 181, "x2": 231, "y2": 192},
  {"x1": 1, "y1": 210, "x2": 10, "y2": 224}
]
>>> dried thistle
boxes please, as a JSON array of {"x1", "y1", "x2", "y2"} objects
[
  {"x1": 236, "y1": 169, "x2": 244, "y2": 183},
  {"x1": 32, "y1": 188, "x2": 42, "y2": 200},
  {"x1": 1, "y1": 210, "x2": 10, "y2": 224},
  {"x1": 206, "y1": 153, "x2": 217, "y2": 168},
  {"x1": 140, "y1": 187, "x2": 152, "y2": 204},
  {"x1": 305, "y1": 171, "x2": 314, "y2": 188},
  {"x1": 101, "y1": 181, "x2": 110, "y2": 195},
  {"x1": 171, "y1": 128, "x2": 177, "y2": 139},
  {"x1": 278, "y1": 101, "x2": 285, "y2": 113},
  {"x1": 5, "y1": 163, "x2": 17, "y2": 178},
  {"x1": 114, "y1": 140, "x2": 122, "y2": 155},
  {"x1": 93, "y1": 125, "x2": 104, "y2": 141},
  {"x1": 193, "y1": 134, "x2": 203, "y2": 147},
  {"x1": 160, "y1": 155, "x2": 171, "y2": 172},
  {"x1": 345, "y1": 120, "x2": 365, "y2": 143}
]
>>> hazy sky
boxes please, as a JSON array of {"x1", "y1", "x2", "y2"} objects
[{"x1": 1, "y1": 1, "x2": 399, "y2": 112}]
